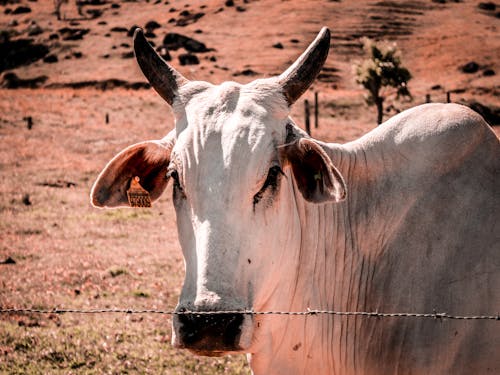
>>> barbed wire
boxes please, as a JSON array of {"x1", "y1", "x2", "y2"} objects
[{"x1": 0, "y1": 308, "x2": 498, "y2": 320}]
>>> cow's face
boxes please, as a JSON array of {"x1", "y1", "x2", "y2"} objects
[
  {"x1": 90, "y1": 28, "x2": 346, "y2": 356},
  {"x1": 169, "y1": 80, "x2": 299, "y2": 354}
]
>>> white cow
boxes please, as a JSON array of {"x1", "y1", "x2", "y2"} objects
[{"x1": 91, "y1": 27, "x2": 500, "y2": 374}]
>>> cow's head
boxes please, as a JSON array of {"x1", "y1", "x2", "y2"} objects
[{"x1": 90, "y1": 27, "x2": 346, "y2": 356}]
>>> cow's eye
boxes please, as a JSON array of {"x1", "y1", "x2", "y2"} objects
[
  {"x1": 253, "y1": 165, "x2": 284, "y2": 207},
  {"x1": 166, "y1": 168, "x2": 180, "y2": 185},
  {"x1": 264, "y1": 166, "x2": 284, "y2": 190},
  {"x1": 166, "y1": 168, "x2": 185, "y2": 198}
]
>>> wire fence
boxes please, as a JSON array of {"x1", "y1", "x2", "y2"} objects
[{"x1": 1, "y1": 307, "x2": 499, "y2": 321}]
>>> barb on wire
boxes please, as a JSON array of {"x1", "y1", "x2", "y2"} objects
[{"x1": 0, "y1": 307, "x2": 498, "y2": 321}]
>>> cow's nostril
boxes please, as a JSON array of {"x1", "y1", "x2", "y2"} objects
[{"x1": 177, "y1": 312, "x2": 245, "y2": 351}]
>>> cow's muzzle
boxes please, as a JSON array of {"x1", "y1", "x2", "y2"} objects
[{"x1": 172, "y1": 310, "x2": 252, "y2": 356}]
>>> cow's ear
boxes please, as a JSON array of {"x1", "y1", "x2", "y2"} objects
[
  {"x1": 90, "y1": 135, "x2": 174, "y2": 208},
  {"x1": 281, "y1": 138, "x2": 346, "y2": 203}
]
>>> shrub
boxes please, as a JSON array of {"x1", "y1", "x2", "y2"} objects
[{"x1": 355, "y1": 38, "x2": 412, "y2": 124}]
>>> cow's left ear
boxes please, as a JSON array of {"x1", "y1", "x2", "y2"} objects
[
  {"x1": 90, "y1": 133, "x2": 174, "y2": 208},
  {"x1": 280, "y1": 138, "x2": 346, "y2": 203}
]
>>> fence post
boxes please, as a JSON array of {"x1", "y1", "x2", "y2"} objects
[
  {"x1": 105, "y1": 113, "x2": 109, "y2": 124},
  {"x1": 304, "y1": 99, "x2": 311, "y2": 135},
  {"x1": 24, "y1": 116, "x2": 33, "y2": 130},
  {"x1": 425, "y1": 94, "x2": 431, "y2": 103},
  {"x1": 314, "y1": 92, "x2": 319, "y2": 129},
  {"x1": 446, "y1": 91, "x2": 451, "y2": 103}
]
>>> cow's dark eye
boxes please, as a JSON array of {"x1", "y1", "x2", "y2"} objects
[
  {"x1": 166, "y1": 168, "x2": 180, "y2": 185},
  {"x1": 253, "y1": 165, "x2": 284, "y2": 207},
  {"x1": 166, "y1": 168, "x2": 185, "y2": 199}
]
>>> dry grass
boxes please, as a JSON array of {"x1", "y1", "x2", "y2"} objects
[
  {"x1": 0, "y1": 319, "x2": 249, "y2": 374},
  {"x1": 0, "y1": 88, "x2": 250, "y2": 374}
]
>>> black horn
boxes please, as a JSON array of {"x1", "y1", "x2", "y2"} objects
[
  {"x1": 278, "y1": 27, "x2": 331, "y2": 106},
  {"x1": 133, "y1": 28, "x2": 188, "y2": 105}
]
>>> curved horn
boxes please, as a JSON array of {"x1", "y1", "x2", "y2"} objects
[
  {"x1": 133, "y1": 28, "x2": 188, "y2": 105},
  {"x1": 278, "y1": 27, "x2": 331, "y2": 106}
]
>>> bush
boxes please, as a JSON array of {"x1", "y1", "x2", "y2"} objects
[{"x1": 355, "y1": 38, "x2": 412, "y2": 124}]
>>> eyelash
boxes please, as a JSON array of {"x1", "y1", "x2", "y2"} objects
[
  {"x1": 253, "y1": 166, "x2": 284, "y2": 207},
  {"x1": 166, "y1": 168, "x2": 185, "y2": 198}
]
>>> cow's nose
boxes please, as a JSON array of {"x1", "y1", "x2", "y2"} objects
[{"x1": 174, "y1": 310, "x2": 247, "y2": 354}]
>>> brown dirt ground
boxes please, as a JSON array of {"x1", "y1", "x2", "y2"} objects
[{"x1": 0, "y1": 0, "x2": 499, "y2": 373}]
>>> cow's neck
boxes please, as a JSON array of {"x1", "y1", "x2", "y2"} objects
[{"x1": 250, "y1": 141, "x2": 412, "y2": 375}]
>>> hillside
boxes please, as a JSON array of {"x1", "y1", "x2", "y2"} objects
[{"x1": 1, "y1": 0, "x2": 499, "y2": 129}]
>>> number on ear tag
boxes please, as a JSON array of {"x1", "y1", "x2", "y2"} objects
[{"x1": 127, "y1": 176, "x2": 152, "y2": 207}]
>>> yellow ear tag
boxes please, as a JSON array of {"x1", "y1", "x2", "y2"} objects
[{"x1": 127, "y1": 176, "x2": 152, "y2": 208}]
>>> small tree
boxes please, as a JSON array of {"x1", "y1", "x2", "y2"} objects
[{"x1": 355, "y1": 38, "x2": 412, "y2": 125}]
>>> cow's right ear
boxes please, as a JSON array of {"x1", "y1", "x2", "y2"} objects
[
  {"x1": 90, "y1": 134, "x2": 175, "y2": 208},
  {"x1": 280, "y1": 138, "x2": 346, "y2": 203}
]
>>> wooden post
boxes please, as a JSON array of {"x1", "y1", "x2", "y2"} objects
[
  {"x1": 105, "y1": 113, "x2": 109, "y2": 124},
  {"x1": 446, "y1": 91, "x2": 451, "y2": 103},
  {"x1": 425, "y1": 94, "x2": 431, "y2": 103},
  {"x1": 314, "y1": 92, "x2": 319, "y2": 129},
  {"x1": 304, "y1": 99, "x2": 311, "y2": 135},
  {"x1": 24, "y1": 116, "x2": 33, "y2": 130}
]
